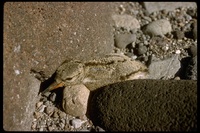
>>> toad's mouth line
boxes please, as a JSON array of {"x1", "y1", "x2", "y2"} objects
[{"x1": 41, "y1": 82, "x2": 65, "y2": 94}]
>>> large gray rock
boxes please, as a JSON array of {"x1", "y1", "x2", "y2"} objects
[
  {"x1": 89, "y1": 80, "x2": 197, "y2": 131},
  {"x1": 148, "y1": 55, "x2": 181, "y2": 79},
  {"x1": 3, "y1": 2, "x2": 115, "y2": 131},
  {"x1": 112, "y1": 14, "x2": 140, "y2": 31},
  {"x1": 143, "y1": 19, "x2": 172, "y2": 37},
  {"x1": 143, "y1": 2, "x2": 197, "y2": 14}
]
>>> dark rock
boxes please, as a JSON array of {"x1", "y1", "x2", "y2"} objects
[
  {"x1": 89, "y1": 80, "x2": 197, "y2": 131},
  {"x1": 192, "y1": 20, "x2": 197, "y2": 40},
  {"x1": 42, "y1": 92, "x2": 51, "y2": 98},
  {"x1": 185, "y1": 56, "x2": 197, "y2": 80},
  {"x1": 49, "y1": 92, "x2": 56, "y2": 102},
  {"x1": 186, "y1": 8, "x2": 197, "y2": 18},
  {"x1": 136, "y1": 45, "x2": 147, "y2": 55},
  {"x1": 95, "y1": 126, "x2": 105, "y2": 132},
  {"x1": 188, "y1": 45, "x2": 197, "y2": 57},
  {"x1": 173, "y1": 30, "x2": 185, "y2": 40}
]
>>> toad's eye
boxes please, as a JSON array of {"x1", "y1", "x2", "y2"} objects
[
  {"x1": 66, "y1": 77, "x2": 73, "y2": 81},
  {"x1": 65, "y1": 76, "x2": 78, "y2": 82}
]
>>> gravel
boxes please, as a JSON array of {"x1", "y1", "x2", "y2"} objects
[{"x1": 31, "y1": 2, "x2": 197, "y2": 131}]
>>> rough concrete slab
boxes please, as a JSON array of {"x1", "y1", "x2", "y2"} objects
[
  {"x1": 142, "y1": 2, "x2": 197, "y2": 14},
  {"x1": 3, "y1": 2, "x2": 115, "y2": 131}
]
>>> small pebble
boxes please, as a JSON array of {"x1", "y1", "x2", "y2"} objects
[
  {"x1": 95, "y1": 126, "x2": 105, "y2": 132},
  {"x1": 45, "y1": 106, "x2": 55, "y2": 115},
  {"x1": 39, "y1": 127, "x2": 44, "y2": 131},
  {"x1": 43, "y1": 100, "x2": 51, "y2": 106},
  {"x1": 46, "y1": 120, "x2": 52, "y2": 126},
  {"x1": 137, "y1": 45, "x2": 147, "y2": 55},
  {"x1": 42, "y1": 91, "x2": 51, "y2": 97},
  {"x1": 174, "y1": 30, "x2": 185, "y2": 39},
  {"x1": 174, "y1": 76, "x2": 181, "y2": 80},
  {"x1": 192, "y1": 20, "x2": 197, "y2": 40},
  {"x1": 33, "y1": 111, "x2": 42, "y2": 119},
  {"x1": 175, "y1": 49, "x2": 181, "y2": 54},
  {"x1": 50, "y1": 92, "x2": 56, "y2": 102},
  {"x1": 189, "y1": 45, "x2": 197, "y2": 57},
  {"x1": 60, "y1": 118, "x2": 66, "y2": 124},
  {"x1": 130, "y1": 55, "x2": 137, "y2": 60},
  {"x1": 37, "y1": 105, "x2": 46, "y2": 113},
  {"x1": 58, "y1": 111, "x2": 66, "y2": 118},
  {"x1": 59, "y1": 123, "x2": 65, "y2": 129},
  {"x1": 70, "y1": 119, "x2": 86, "y2": 129},
  {"x1": 31, "y1": 121, "x2": 37, "y2": 129},
  {"x1": 48, "y1": 126, "x2": 54, "y2": 131},
  {"x1": 40, "y1": 97, "x2": 48, "y2": 102},
  {"x1": 40, "y1": 120, "x2": 47, "y2": 126},
  {"x1": 53, "y1": 111, "x2": 59, "y2": 118},
  {"x1": 36, "y1": 101, "x2": 43, "y2": 109}
]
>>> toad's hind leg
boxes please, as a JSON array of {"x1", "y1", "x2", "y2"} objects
[{"x1": 41, "y1": 82, "x2": 65, "y2": 94}]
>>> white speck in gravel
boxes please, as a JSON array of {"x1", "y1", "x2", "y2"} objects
[
  {"x1": 175, "y1": 49, "x2": 181, "y2": 54},
  {"x1": 14, "y1": 70, "x2": 20, "y2": 75},
  {"x1": 14, "y1": 45, "x2": 21, "y2": 53}
]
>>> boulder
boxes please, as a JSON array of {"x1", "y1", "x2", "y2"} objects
[{"x1": 89, "y1": 79, "x2": 197, "y2": 131}]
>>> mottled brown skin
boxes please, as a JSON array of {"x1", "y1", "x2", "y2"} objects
[{"x1": 42, "y1": 54, "x2": 149, "y2": 93}]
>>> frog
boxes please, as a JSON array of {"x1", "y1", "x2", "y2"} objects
[{"x1": 41, "y1": 54, "x2": 149, "y2": 94}]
